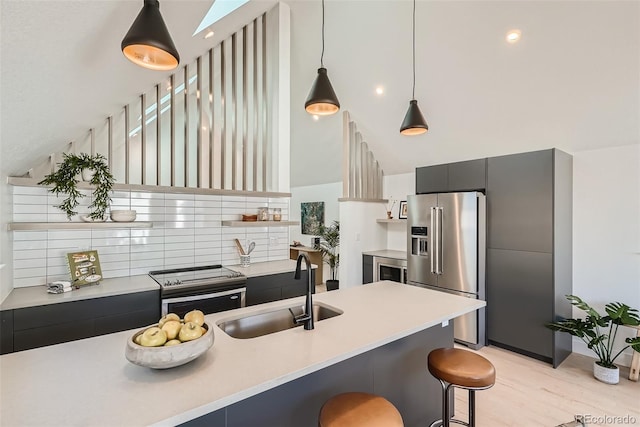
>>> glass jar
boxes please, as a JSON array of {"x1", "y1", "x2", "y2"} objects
[
  {"x1": 273, "y1": 208, "x2": 282, "y2": 221},
  {"x1": 258, "y1": 207, "x2": 269, "y2": 221}
]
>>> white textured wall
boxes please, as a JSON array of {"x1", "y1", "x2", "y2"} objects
[
  {"x1": 572, "y1": 144, "x2": 640, "y2": 365},
  {"x1": 11, "y1": 186, "x2": 290, "y2": 287},
  {"x1": 289, "y1": 182, "x2": 341, "y2": 246},
  {"x1": 339, "y1": 201, "x2": 386, "y2": 288},
  {"x1": 383, "y1": 172, "x2": 415, "y2": 251}
]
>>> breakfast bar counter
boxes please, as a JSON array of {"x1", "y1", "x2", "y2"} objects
[{"x1": 0, "y1": 281, "x2": 484, "y2": 427}]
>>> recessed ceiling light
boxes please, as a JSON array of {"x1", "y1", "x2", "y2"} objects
[
  {"x1": 506, "y1": 29, "x2": 522, "y2": 44},
  {"x1": 313, "y1": 115, "x2": 319, "y2": 121},
  {"x1": 204, "y1": 29, "x2": 214, "y2": 39},
  {"x1": 375, "y1": 86, "x2": 384, "y2": 95}
]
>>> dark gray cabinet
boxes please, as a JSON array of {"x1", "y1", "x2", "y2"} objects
[
  {"x1": 486, "y1": 148, "x2": 572, "y2": 367},
  {"x1": 246, "y1": 270, "x2": 315, "y2": 306},
  {"x1": 362, "y1": 255, "x2": 373, "y2": 284},
  {"x1": 2, "y1": 290, "x2": 160, "y2": 354},
  {"x1": 0, "y1": 310, "x2": 14, "y2": 354},
  {"x1": 416, "y1": 159, "x2": 486, "y2": 194},
  {"x1": 487, "y1": 150, "x2": 553, "y2": 252}
]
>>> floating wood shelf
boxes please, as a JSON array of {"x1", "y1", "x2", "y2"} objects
[
  {"x1": 221, "y1": 220, "x2": 299, "y2": 227},
  {"x1": 8, "y1": 222, "x2": 153, "y2": 231},
  {"x1": 376, "y1": 219, "x2": 406, "y2": 224}
]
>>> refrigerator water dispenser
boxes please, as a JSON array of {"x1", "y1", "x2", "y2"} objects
[{"x1": 411, "y1": 226, "x2": 429, "y2": 256}]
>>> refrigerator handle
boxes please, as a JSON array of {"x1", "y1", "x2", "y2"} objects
[
  {"x1": 436, "y1": 206, "x2": 443, "y2": 274},
  {"x1": 430, "y1": 207, "x2": 436, "y2": 274}
]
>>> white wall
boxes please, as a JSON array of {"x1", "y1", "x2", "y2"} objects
[
  {"x1": 289, "y1": 182, "x2": 341, "y2": 246},
  {"x1": 383, "y1": 172, "x2": 415, "y2": 251},
  {"x1": 0, "y1": 180, "x2": 12, "y2": 302},
  {"x1": 572, "y1": 144, "x2": 640, "y2": 365},
  {"x1": 339, "y1": 201, "x2": 386, "y2": 288}
]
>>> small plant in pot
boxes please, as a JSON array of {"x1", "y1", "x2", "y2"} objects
[
  {"x1": 546, "y1": 295, "x2": 640, "y2": 384},
  {"x1": 38, "y1": 153, "x2": 115, "y2": 221},
  {"x1": 314, "y1": 220, "x2": 339, "y2": 291}
]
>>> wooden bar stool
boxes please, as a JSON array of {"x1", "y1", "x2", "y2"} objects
[
  {"x1": 427, "y1": 348, "x2": 496, "y2": 427},
  {"x1": 318, "y1": 392, "x2": 404, "y2": 427}
]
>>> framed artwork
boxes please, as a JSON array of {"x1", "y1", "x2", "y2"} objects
[
  {"x1": 301, "y1": 202, "x2": 325, "y2": 235},
  {"x1": 67, "y1": 250, "x2": 103, "y2": 286},
  {"x1": 398, "y1": 200, "x2": 408, "y2": 219}
]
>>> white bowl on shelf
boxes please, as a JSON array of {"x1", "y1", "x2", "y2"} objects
[
  {"x1": 125, "y1": 323, "x2": 214, "y2": 369},
  {"x1": 110, "y1": 210, "x2": 136, "y2": 222}
]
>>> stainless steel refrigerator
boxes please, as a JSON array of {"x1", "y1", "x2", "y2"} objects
[{"x1": 407, "y1": 192, "x2": 486, "y2": 349}]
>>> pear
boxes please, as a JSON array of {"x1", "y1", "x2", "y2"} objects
[
  {"x1": 139, "y1": 327, "x2": 167, "y2": 347},
  {"x1": 161, "y1": 320, "x2": 182, "y2": 340},
  {"x1": 179, "y1": 322, "x2": 203, "y2": 342},
  {"x1": 183, "y1": 309, "x2": 205, "y2": 327},
  {"x1": 164, "y1": 339, "x2": 181, "y2": 347},
  {"x1": 158, "y1": 313, "x2": 181, "y2": 328}
]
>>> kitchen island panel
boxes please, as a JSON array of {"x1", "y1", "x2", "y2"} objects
[{"x1": 182, "y1": 325, "x2": 450, "y2": 427}]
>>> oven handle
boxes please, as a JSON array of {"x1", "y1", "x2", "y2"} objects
[{"x1": 162, "y1": 287, "x2": 247, "y2": 304}]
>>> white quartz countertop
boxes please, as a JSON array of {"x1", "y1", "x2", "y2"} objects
[
  {"x1": 228, "y1": 259, "x2": 317, "y2": 277},
  {"x1": 0, "y1": 274, "x2": 159, "y2": 311},
  {"x1": 0, "y1": 260, "x2": 314, "y2": 311},
  {"x1": 0, "y1": 281, "x2": 484, "y2": 427},
  {"x1": 362, "y1": 249, "x2": 407, "y2": 260}
]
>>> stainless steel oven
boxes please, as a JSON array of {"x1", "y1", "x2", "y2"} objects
[
  {"x1": 149, "y1": 265, "x2": 247, "y2": 318},
  {"x1": 373, "y1": 256, "x2": 407, "y2": 284}
]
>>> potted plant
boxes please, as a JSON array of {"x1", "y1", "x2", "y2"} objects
[
  {"x1": 546, "y1": 295, "x2": 640, "y2": 384},
  {"x1": 314, "y1": 220, "x2": 340, "y2": 291},
  {"x1": 38, "y1": 152, "x2": 115, "y2": 221}
]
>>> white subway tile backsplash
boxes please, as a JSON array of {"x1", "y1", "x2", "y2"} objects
[
  {"x1": 13, "y1": 194, "x2": 48, "y2": 205},
  {"x1": 13, "y1": 186, "x2": 48, "y2": 195},
  {"x1": 14, "y1": 213, "x2": 48, "y2": 222},
  {"x1": 14, "y1": 267, "x2": 47, "y2": 279},
  {"x1": 14, "y1": 249, "x2": 46, "y2": 260},
  {"x1": 11, "y1": 190, "x2": 290, "y2": 286},
  {"x1": 14, "y1": 277, "x2": 47, "y2": 287}
]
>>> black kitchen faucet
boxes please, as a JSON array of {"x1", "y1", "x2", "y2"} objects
[{"x1": 291, "y1": 253, "x2": 314, "y2": 330}]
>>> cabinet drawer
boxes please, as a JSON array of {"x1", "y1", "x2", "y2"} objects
[
  {"x1": 94, "y1": 308, "x2": 160, "y2": 335},
  {"x1": 14, "y1": 299, "x2": 102, "y2": 331},
  {"x1": 14, "y1": 320, "x2": 95, "y2": 352}
]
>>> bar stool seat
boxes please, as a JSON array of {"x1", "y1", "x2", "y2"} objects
[
  {"x1": 427, "y1": 348, "x2": 496, "y2": 427},
  {"x1": 318, "y1": 392, "x2": 404, "y2": 427}
]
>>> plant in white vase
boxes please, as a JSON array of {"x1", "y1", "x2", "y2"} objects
[{"x1": 546, "y1": 295, "x2": 640, "y2": 384}]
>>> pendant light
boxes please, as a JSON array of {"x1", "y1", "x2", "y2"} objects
[
  {"x1": 305, "y1": 0, "x2": 340, "y2": 116},
  {"x1": 121, "y1": 0, "x2": 180, "y2": 71},
  {"x1": 400, "y1": 0, "x2": 428, "y2": 135}
]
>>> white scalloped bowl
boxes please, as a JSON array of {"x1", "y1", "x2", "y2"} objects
[
  {"x1": 125, "y1": 322, "x2": 214, "y2": 369},
  {"x1": 110, "y1": 210, "x2": 136, "y2": 222}
]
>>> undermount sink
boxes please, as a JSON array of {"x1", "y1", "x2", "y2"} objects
[{"x1": 217, "y1": 302, "x2": 343, "y2": 339}]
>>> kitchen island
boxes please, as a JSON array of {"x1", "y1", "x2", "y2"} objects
[{"x1": 0, "y1": 281, "x2": 484, "y2": 427}]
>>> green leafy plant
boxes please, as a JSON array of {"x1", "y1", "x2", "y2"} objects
[
  {"x1": 314, "y1": 220, "x2": 340, "y2": 281},
  {"x1": 38, "y1": 153, "x2": 115, "y2": 220},
  {"x1": 546, "y1": 295, "x2": 640, "y2": 368}
]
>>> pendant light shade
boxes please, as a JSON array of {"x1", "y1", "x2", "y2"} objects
[
  {"x1": 400, "y1": 0, "x2": 428, "y2": 135},
  {"x1": 400, "y1": 100, "x2": 428, "y2": 135},
  {"x1": 305, "y1": 0, "x2": 340, "y2": 116},
  {"x1": 121, "y1": 0, "x2": 180, "y2": 71},
  {"x1": 305, "y1": 67, "x2": 340, "y2": 115}
]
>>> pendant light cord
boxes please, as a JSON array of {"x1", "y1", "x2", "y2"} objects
[
  {"x1": 412, "y1": 0, "x2": 416, "y2": 99},
  {"x1": 321, "y1": 0, "x2": 325, "y2": 68}
]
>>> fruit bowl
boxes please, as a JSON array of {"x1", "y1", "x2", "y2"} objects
[{"x1": 125, "y1": 322, "x2": 214, "y2": 369}]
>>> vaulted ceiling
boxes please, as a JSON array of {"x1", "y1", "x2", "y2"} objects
[{"x1": 2, "y1": 1, "x2": 638, "y2": 188}]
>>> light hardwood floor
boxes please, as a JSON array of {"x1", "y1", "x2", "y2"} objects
[{"x1": 451, "y1": 345, "x2": 640, "y2": 426}]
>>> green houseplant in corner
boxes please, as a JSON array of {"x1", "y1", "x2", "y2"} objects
[
  {"x1": 546, "y1": 295, "x2": 640, "y2": 384},
  {"x1": 314, "y1": 220, "x2": 340, "y2": 291},
  {"x1": 38, "y1": 153, "x2": 115, "y2": 221}
]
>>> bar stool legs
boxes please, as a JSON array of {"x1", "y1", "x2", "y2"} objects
[{"x1": 427, "y1": 348, "x2": 496, "y2": 427}]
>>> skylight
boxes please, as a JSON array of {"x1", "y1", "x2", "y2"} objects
[{"x1": 194, "y1": 0, "x2": 251, "y2": 36}]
